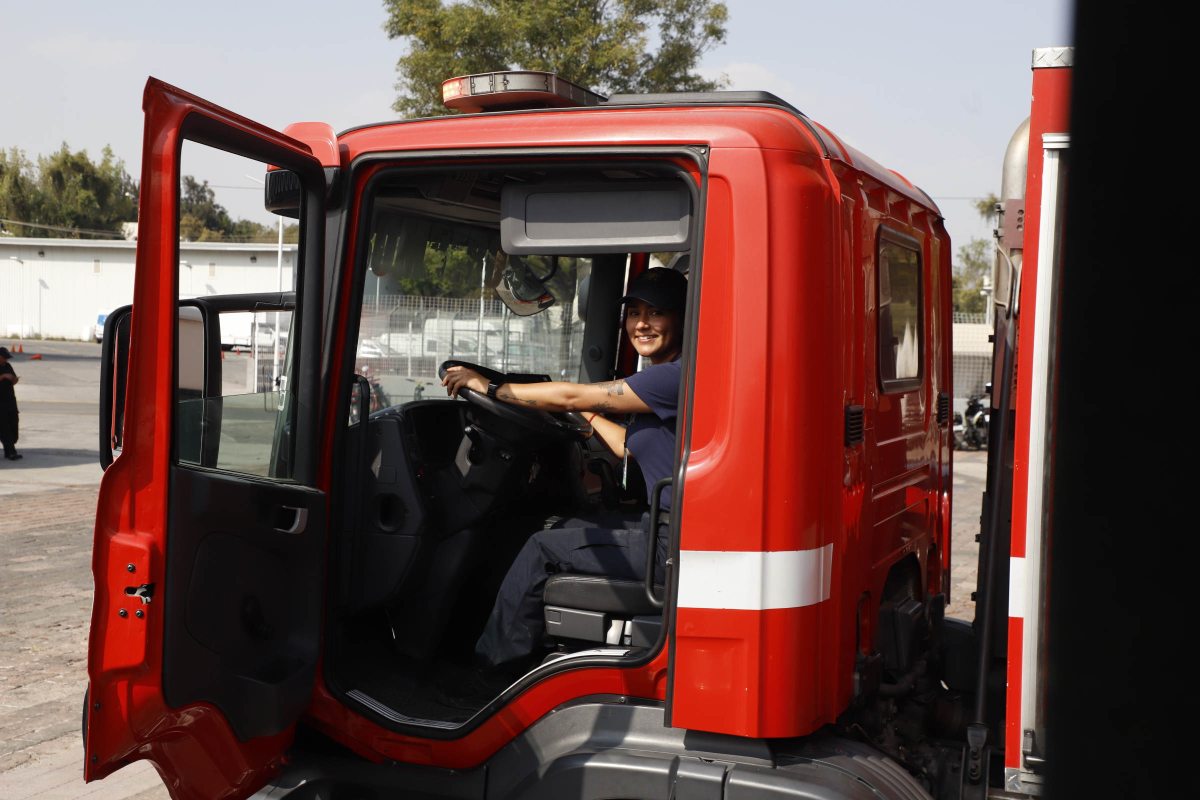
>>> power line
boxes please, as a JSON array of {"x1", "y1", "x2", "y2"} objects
[{"x1": 0, "y1": 217, "x2": 126, "y2": 239}]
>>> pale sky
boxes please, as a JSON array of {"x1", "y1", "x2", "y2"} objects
[{"x1": 0, "y1": 0, "x2": 1074, "y2": 256}]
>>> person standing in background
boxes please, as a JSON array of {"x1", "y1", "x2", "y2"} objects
[{"x1": 0, "y1": 346, "x2": 21, "y2": 461}]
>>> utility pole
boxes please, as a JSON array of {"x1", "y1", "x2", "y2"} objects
[{"x1": 7, "y1": 257, "x2": 25, "y2": 341}]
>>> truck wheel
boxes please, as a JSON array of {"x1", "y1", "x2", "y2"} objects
[{"x1": 790, "y1": 737, "x2": 934, "y2": 800}]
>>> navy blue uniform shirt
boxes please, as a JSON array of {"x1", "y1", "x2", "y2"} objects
[{"x1": 624, "y1": 359, "x2": 681, "y2": 511}]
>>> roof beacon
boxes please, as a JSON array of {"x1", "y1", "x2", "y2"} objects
[{"x1": 441, "y1": 70, "x2": 605, "y2": 113}]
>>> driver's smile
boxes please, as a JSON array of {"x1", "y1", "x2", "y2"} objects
[{"x1": 624, "y1": 300, "x2": 680, "y2": 365}]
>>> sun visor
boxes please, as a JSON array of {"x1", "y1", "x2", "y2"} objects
[{"x1": 501, "y1": 181, "x2": 691, "y2": 254}]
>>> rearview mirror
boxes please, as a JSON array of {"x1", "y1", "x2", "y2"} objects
[{"x1": 493, "y1": 253, "x2": 556, "y2": 316}]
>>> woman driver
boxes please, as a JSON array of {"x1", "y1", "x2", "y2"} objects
[{"x1": 441, "y1": 266, "x2": 687, "y2": 668}]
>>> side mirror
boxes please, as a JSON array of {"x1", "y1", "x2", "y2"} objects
[
  {"x1": 99, "y1": 302, "x2": 224, "y2": 470},
  {"x1": 264, "y1": 169, "x2": 301, "y2": 219}
]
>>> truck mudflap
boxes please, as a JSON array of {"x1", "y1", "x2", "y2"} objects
[{"x1": 251, "y1": 701, "x2": 938, "y2": 800}]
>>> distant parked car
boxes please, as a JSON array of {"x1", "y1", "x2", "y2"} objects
[
  {"x1": 357, "y1": 340, "x2": 390, "y2": 359},
  {"x1": 93, "y1": 312, "x2": 108, "y2": 343}
]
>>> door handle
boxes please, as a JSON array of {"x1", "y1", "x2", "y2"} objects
[{"x1": 274, "y1": 505, "x2": 308, "y2": 534}]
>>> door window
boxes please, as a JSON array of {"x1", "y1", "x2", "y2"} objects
[{"x1": 174, "y1": 142, "x2": 301, "y2": 479}]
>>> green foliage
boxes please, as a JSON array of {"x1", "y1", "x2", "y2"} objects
[
  {"x1": 178, "y1": 175, "x2": 298, "y2": 243},
  {"x1": 1, "y1": 145, "x2": 137, "y2": 237},
  {"x1": 38, "y1": 145, "x2": 139, "y2": 234},
  {"x1": 2, "y1": 144, "x2": 295, "y2": 242},
  {"x1": 0, "y1": 149, "x2": 41, "y2": 236},
  {"x1": 384, "y1": 0, "x2": 729, "y2": 118},
  {"x1": 398, "y1": 241, "x2": 491, "y2": 297},
  {"x1": 952, "y1": 238, "x2": 991, "y2": 314},
  {"x1": 952, "y1": 194, "x2": 1000, "y2": 315}
]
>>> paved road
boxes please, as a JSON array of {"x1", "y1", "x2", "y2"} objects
[
  {"x1": 0, "y1": 341, "x2": 986, "y2": 798},
  {"x1": 0, "y1": 341, "x2": 168, "y2": 798}
]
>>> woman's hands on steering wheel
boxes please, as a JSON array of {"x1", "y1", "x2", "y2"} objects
[
  {"x1": 437, "y1": 360, "x2": 593, "y2": 442},
  {"x1": 441, "y1": 364, "x2": 489, "y2": 398}
]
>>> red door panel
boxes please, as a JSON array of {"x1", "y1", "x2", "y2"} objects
[{"x1": 84, "y1": 78, "x2": 328, "y2": 799}]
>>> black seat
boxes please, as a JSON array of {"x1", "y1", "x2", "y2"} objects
[
  {"x1": 544, "y1": 575, "x2": 662, "y2": 615},
  {"x1": 543, "y1": 574, "x2": 663, "y2": 648}
]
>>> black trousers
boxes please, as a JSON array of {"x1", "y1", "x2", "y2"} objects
[
  {"x1": 474, "y1": 510, "x2": 669, "y2": 667},
  {"x1": 0, "y1": 407, "x2": 17, "y2": 458}
]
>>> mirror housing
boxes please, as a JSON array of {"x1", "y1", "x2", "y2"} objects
[{"x1": 264, "y1": 169, "x2": 302, "y2": 219}]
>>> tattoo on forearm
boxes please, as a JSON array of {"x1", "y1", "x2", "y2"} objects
[
  {"x1": 598, "y1": 380, "x2": 627, "y2": 397},
  {"x1": 498, "y1": 387, "x2": 540, "y2": 407},
  {"x1": 589, "y1": 400, "x2": 615, "y2": 412}
]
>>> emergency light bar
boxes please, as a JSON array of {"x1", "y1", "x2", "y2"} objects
[{"x1": 441, "y1": 70, "x2": 606, "y2": 113}]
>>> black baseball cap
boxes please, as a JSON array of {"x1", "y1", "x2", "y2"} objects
[
  {"x1": 621, "y1": 267, "x2": 687, "y2": 312},
  {"x1": 0, "y1": 347, "x2": 10, "y2": 359}
]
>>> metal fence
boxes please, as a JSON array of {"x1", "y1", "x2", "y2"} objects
[
  {"x1": 355, "y1": 294, "x2": 585, "y2": 402},
  {"x1": 952, "y1": 317, "x2": 992, "y2": 406}
]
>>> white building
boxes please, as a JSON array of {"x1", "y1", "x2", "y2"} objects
[{"x1": 0, "y1": 237, "x2": 296, "y2": 341}]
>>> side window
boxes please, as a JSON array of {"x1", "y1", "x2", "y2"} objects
[
  {"x1": 174, "y1": 141, "x2": 300, "y2": 480},
  {"x1": 177, "y1": 307, "x2": 294, "y2": 476},
  {"x1": 877, "y1": 232, "x2": 922, "y2": 391}
]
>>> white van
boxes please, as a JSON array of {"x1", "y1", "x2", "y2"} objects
[{"x1": 93, "y1": 311, "x2": 108, "y2": 343}]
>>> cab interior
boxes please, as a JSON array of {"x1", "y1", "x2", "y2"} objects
[{"x1": 325, "y1": 163, "x2": 696, "y2": 728}]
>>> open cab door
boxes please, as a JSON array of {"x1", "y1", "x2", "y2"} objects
[{"x1": 84, "y1": 78, "x2": 329, "y2": 799}]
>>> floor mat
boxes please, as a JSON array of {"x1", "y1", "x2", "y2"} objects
[{"x1": 336, "y1": 634, "x2": 515, "y2": 725}]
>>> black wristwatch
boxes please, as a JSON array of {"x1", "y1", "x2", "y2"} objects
[{"x1": 486, "y1": 380, "x2": 500, "y2": 399}]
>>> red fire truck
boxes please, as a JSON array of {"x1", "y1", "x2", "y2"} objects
[{"x1": 83, "y1": 48, "x2": 1070, "y2": 799}]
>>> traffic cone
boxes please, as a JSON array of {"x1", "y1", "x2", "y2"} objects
[
  {"x1": 15, "y1": 343, "x2": 23, "y2": 354},
  {"x1": 30, "y1": 354, "x2": 42, "y2": 361}
]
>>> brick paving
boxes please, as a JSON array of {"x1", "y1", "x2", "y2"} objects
[{"x1": 0, "y1": 484, "x2": 169, "y2": 799}]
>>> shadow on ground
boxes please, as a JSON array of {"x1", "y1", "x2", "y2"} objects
[{"x1": 2, "y1": 448, "x2": 99, "y2": 467}]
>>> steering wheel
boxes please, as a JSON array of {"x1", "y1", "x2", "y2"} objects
[{"x1": 438, "y1": 360, "x2": 593, "y2": 441}]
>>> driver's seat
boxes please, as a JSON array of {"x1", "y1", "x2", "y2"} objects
[{"x1": 543, "y1": 574, "x2": 663, "y2": 648}]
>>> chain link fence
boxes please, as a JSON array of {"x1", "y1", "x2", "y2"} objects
[
  {"x1": 953, "y1": 312, "x2": 992, "y2": 409},
  {"x1": 354, "y1": 293, "x2": 585, "y2": 405}
]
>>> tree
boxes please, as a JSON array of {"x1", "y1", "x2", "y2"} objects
[
  {"x1": 179, "y1": 176, "x2": 231, "y2": 241},
  {"x1": 1, "y1": 145, "x2": 137, "y2": 238},
  {"x1": 384, "y1": 0, "x2": 729, "y2": 118},
  {"x1": 0, "y1": 148, "x2": 42, "y2": 237},
  {"x1": 952, "y1": 194, "x2": 998, "y2": 315},
  {"x1": 36, "y1": 145, "x2": 139, "y2": 235},
  {"x1": 178, "y1": 176, "x2": 298, "y2": 243}
]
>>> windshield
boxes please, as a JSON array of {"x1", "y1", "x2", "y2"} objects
[
  {"x1": 348, "y1": 164, "x2": 691, "y2": 412},
  {"x1": 355, "y1": 220, "x2": 588, "y2": 409}
]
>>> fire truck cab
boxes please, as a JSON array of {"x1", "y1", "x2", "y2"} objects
[{"x1": 86, "y1": 70, "x2": 964, "y2": 799}]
